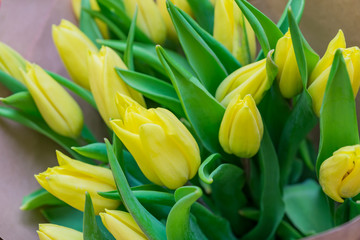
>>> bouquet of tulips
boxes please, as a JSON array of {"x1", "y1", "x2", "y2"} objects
[{"x1": 1, "y1": 0, "x2": 360, "y2": 239}]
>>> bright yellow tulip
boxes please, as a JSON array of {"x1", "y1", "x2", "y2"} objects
[
  {"x1": 274, "y1": 30, "x2": 302, "y2": 98},
  {"x1": 88, "y1": 46, "x2": 145, "y2": 127},
  {"x1": 37, "y1": 224, "x2": 83, "y2": 240},
  {"x1": 213, "y1": 0, "x2": 256, "y2": 65},
  {"x1": 219, "y1": 94, "x2": 263, "y2": 158},
  {"x1": 21, "y1": 63, "x2": 83, "y2": 138},
  {"x1": 123, "y1": 0, "x2": 167, "y2": 44},
  {"x1": 52, "y1": 19, "x2": 98, "y2": 90},
  {"x1": 216, "y1": 59, "x2": 271, "y2": 107},
  {"x1": 100, "y1": 210, "x2": 147, "y2": 240},
  {"x1": 319, "y1": 145, "x2": 360, "y2": 203},
  {"x1": 111, "y1": 93, "x2": 200, "y2": 189},
  {"x1": 0, "y1": 42, "x2": 27, "y2": 83},
  {"x1": 35, "y1": 151, "x2": 120, "y2": 214}
]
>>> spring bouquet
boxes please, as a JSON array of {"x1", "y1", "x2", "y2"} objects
[{"x1": 1, "y1": 0, "x2": 360, "y2": 239}]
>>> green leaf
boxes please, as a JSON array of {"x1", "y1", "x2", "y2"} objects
[
  {"x1": 116, "y1": 69, "x2": 185, "y2": 117},
  {"x1": 41, "y1": 205, "x2": 84, "y2": 232},
  {"x1": 316, "y1": 50, "x2": 359, "y2": 174},
  {"x1": 284, "y1": 180, "x2": 333, "y2": 235},
  {"x1": 124, "y1": 7, "x2": 137, "y2": 70},
  {"x1": 20, "y1": 188, "x2": 64, "y2": 210},
  {"x1": 235, "y1": 0, "x2": 283, "y2": 55},
  {"x1": 80, "y1": 0, "x2": 103, "y2": 47},
  {"x1": 186, "y1": 0, "x2": 214, "y2": 34},
  {"x1": 0, "y1": 70, "x2": 27, "y2": 93},
  {"x1": 166, "y1": 186, "x2": 207, "y2": 240},
  {"x1": 72, "y1": 143, "x2": 108, "y2": 163},
  {"x1": 0, "y1": 91, "x2": 40, "y2": 117},
  {"x1": 278, "y1": 0, "x2": 305, "y2": 33},
  {"x1": 83, "y1": 193, "x2": 103, "y2": 240},
  {"x1": 156, "y1": 46, "x2": 225, "y2": 154},
  {"x1": 105, "y1": 139, "x2": 166, "y2": 240},
  {"x1": 198, "y1": 153, "x2": 222, "y2": 184},
  {"x1": 167, "y1": 0, "x2": 228, "y2": 95},
  {"x1": 242, "y1": 128, "x2": 284, "y2": 240}
]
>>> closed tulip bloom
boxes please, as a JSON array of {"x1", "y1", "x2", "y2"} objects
[
  {"x1": 157, "y1": 0, "x2": 193, "y2": 40},
  {"x1": 274, "y1": 30, "x2": 302, "y2": 98},
  {"x1": 219, "y1": 94, "x2": 263, "y2": 158},
  {"x1": 21, "y1": 63, "x2": 83, "y2": 138},
  {"x1": 111, "y1": 93, "x2": 200, "y2": 189},
  {"x1": 216, "y1": 59, "x2": 271, "y2": 107},
  {"x1": 52, "y1": 19, "x2": 98, "y2": 89},
  {"x1": 35, "y1": 151, "x2": 120, "y2": 214},
  {"x1": 100, "y1": 210, "x2": 147, "y2": 240},
  {"x1": 0, "y1": 42, "x2": 27, "y2": 83},
  {"x1": 123, "y1": 0, "x2": 167, "y2": 44},
  {"x1": 37, "y1": 224, "x2": 82, "y2": 240},
  {"x1": 213, "y1": 0, "x2": 256, "y2": 65},
  {"x1": 319, "y1": 145, "x2": 360, "y2": 203},
  {"x1": 308, "y1": 30, "x2": 360, "y2": 116},
  {"x1": 88, "y1": 46, "x2": 145, "y2": 127}
]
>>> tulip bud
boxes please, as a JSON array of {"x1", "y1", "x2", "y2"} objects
[
  {"x1": 216, "y1": 59, "x2": 271, "y2": 107},
  {"x1": 123, "y1": 0, "x2": 167, "y2": 44},
  {"x1": 37, "y1": 224, "x2": 83, "y2": 240},
  {"x1": 52, "y1": 19, "x2": 98, "y2": 89},
  {"x1": 213, "y1": 0, "x2": 256, "y2": 65},
  {"x1": 111, "y1": 93, "x2": 201, "y2": 189},
  {"x1": 319, "y1": 145, "x2": 360, "y2": 203},
  {"x1": 35, "y1": 151, "x2": 120, "y2": 214},
  {"x1": 308, "y1": 30, "x2": 360, "y2": 116},
  {"x1": 21, "y1": 63, "x2": 83, "y2": 138},
  {"x1": 219, "y1": 94, "x2": 263, "y2": 158},
  {"x1": 0, "y1": 42, "x2": 26, "y2": 83},
  {"x1": 100, "y1": 210, "x2": 147, "y2": 240},
  {"x1": 157, "y1": 0, "x2": 193, "y2": 40},
  {"x1": 88, "y1": 46, "x2": 145, "y2": 127},
  {"x1": 274, "y1": 30, "x2": 302, "y2": 98}
]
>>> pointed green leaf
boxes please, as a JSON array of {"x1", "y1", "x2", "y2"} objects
[
  {"x1": 278, "y1": 0, "x2": 305, "y2": 33},
  {"x1": 80, "y1": 0, "x2": 103, "y2": 47},
  {"x1": 1, "y1": 91, "x2": 40, "y2": 117},
  {"x1": 0, "y1": 69, "x2": 27, "y2": 93},
  {"x1": 124, "y1": 7, "x2": 137, "y2": 70},
  {"x1": 20, "y1": 188, "x2": 64, "y2": 211},
  {"x1": 156, "y1": 46, "x2": 225, "y2": 153},
  {"x1": 167, "y1": 0, "x2": 228, "y2": 95},
  {"x1": 72, "y1": 143, "x2": 108, "y2": 163},
  {"x1": 198, "y1": 153, "x2": 222, "y2": 184},
  {"x1": 186, "y1": 0, "x2": 214, "y2": 34},
  {"x1": 83, "y1": 193, "x2": 103, "y2": 240},
  {"x1": 316, "y1": 50, "x2": 359, "y2": 174}
]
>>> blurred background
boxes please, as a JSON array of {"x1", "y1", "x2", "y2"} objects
[{"x1": 0, "y1": 0, "x2": 360, "y2": 239}]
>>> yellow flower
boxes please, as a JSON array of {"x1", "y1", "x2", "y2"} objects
[
  {"x1": 308, "y1": 30, "x2": 360, "y2": 116},
  {"x1": 37, "y1": 224, "x2": 83, "y2": 240},
  {"x1": 215, "y1": 59, "x2": 271, "y2": 107},
  {"x1": 111, "y1": 93, "x2": 200, "y2": 189},
  {"x1": 213, "y1": 0, "x2": 256, "y2": 65},
  {"x1": 52, "y1": 19, "x2": 98, "y2": 90},
  {"x1": 21, "y1": 63, "x2": 83, "y2": 138},
  {"x1": 123, "y1": 0, "x2": 167, "y2": 44},
  {"x1": 71, "y1": 0, "x2": 109, "y2": 38},
  {"x1": 100, "y1": 210, "x2": 147, "y2": 240},
  {"x1": 157, "y1": 0, "x2": 193, "y2": 40},
  {"x1": 319, "y1": 145, "x2": 360, "y2": 203},
  {"x1": 0, "y1": 42, "x2": 27, "y2": 83},
  {"x1": 35, "y1": 151, "x2": 120, "y2": 214},
  {"x1": 88, "y1": 46, "x2": 145, "y2": 127},
  {"x1": 219, "y1": 94, "x2": 263, "y2": 158},
  {"x1": 274, "y1": 30, "x2": 302, "y2": 98}
]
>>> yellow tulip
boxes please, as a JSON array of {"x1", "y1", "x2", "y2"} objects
[
  {"x1": 157, "y1": 0, "x2": 193, "y2": 40},
  {"x1": 100, "y1": 210, "x2": 147, "y2": 240},
  {"x1": 219, "y1": 94, "x2": 263, "y2": 158},
  {"x1": 308, "y1": 30, "x2": 360, "y2": 116},
  {"x1": 319, "y1": 145, "x2": 360, "y2": 203},
  {"x1": 274, "y1": 30, "x2": 302, "y2": 98},
  {"x1": 21, "y1": 63, "x2": 83, "y2": 138},
  {"x1": 52, "y1": 19, "x2": 98, "y2": 90},
  {"x1": 215, "y1": 59, "x2": 271, "y2": 107},
  {"x1": 71, "y1": 0, "x2": 109, "y2": 38},
  {"x1": 213, "y1": 0, "x2": 256, "y2": 65},
  {"x1": 111, "y1": 93, "x2": 200, "y2": 189},
  {"x1": 88, "y1": 46, "x2": 145, "y2": 127},
  {"x1": 37, "y1": 224, "x2": 82, "y2": 240},
  {"x1": 0, "y1": 42, "x2": 26, "y2": 83},
  {"x1": 35, "y1": 151, "x2": 120, "y2": 214},
  {"x1": 123, "y1": 0, "x2": 167, "y2": 44}
]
